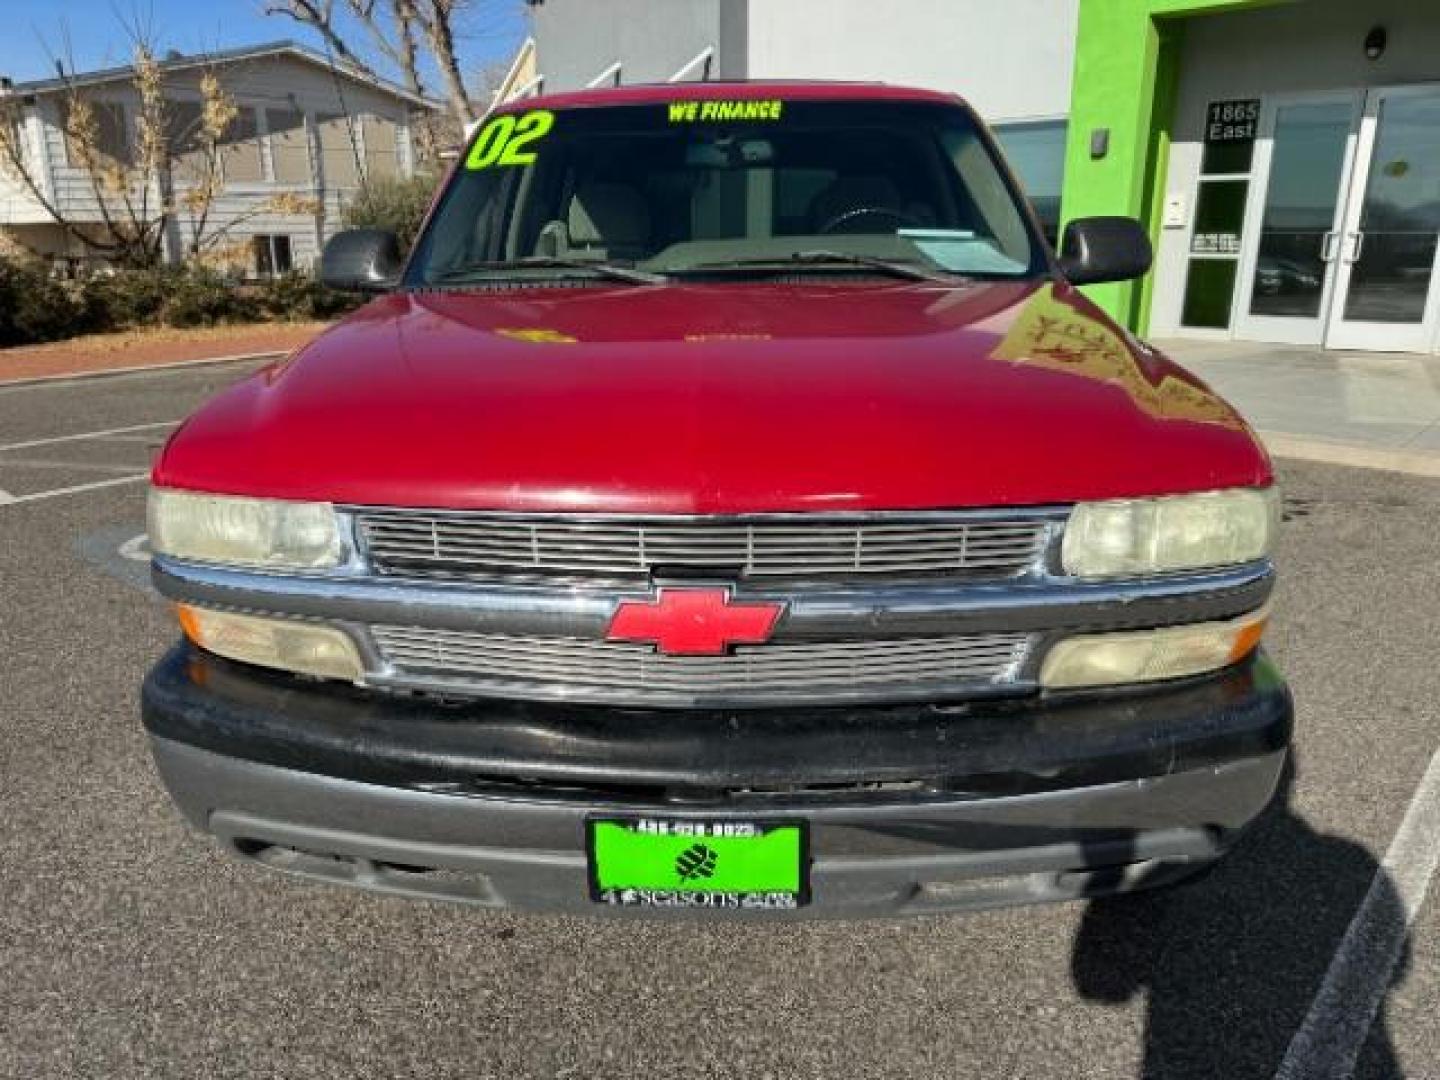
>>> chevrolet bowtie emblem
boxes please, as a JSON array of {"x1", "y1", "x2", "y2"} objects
[{"x1": 606, "y1": 588, "x2": 786, "y2": 656}]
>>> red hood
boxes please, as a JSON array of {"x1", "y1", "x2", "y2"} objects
[{"x1": 153, "y1": 280, "x2": 1270, "y2": 512}]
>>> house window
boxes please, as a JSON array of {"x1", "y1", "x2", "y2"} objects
[
  {"x1": 267, "y1": 109, "x2": 311, "y2": 184},
  {"x1": 59, "y1": 97, "x2": 130, "y2": 167},
  {"x1": 221, "y1": 108, "x2": 263, "y2": 183},
  {"x1": 316, "y1": 112, "x2": 361, "y2": 188},
  {"x1": 361, "y1": 115, "x2": 400, "y2": 179},
  {"x1": 253, "y1": 234, "x2": 294, "y2": 278},
  {"x1": 993, "y1": 119, "x2": 1068, "y2": 249},
  {"x1": 166, "y1": 99, "x2": 208, "y2": 183},
  {"x1": 168, "y1": 100, "x2": 263, "y2": 185}
]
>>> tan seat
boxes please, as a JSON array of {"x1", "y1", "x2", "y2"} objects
[{"x1": 565, "y1": 181, "x2": 652, "y2": 260}]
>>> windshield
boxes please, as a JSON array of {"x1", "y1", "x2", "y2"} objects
[{"x1": 409, "y1": 98, "x2": 1045, "y2": 285}]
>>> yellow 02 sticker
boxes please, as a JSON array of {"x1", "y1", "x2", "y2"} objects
[{"x1": 466, "y1": 109, "x2": 555, "y2": 170}]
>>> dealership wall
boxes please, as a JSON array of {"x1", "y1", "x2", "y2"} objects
[
  {"x1": 743, "y1": 0, "x2": 1078, "y2": 125},
  {"x1": 530, "y1": 0, "x2": 1077, "y2": 123},
  {"x1": 1149, "y1": 0, "x2": 1440, "y2": 337},
  {"x1": 528, "y1": 0, "x2": 747, "y2": 88}
]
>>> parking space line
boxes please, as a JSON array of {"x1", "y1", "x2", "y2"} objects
[
  {"x1": 87, "y1": 433, "x2": 176, "y2": 444},
  {"x1": 0, "y1": 457, "x2": 155, "y2": 474},
  {"x1": 1274, "y1": 746, "x2": 1440, "y2": 1080},
  {"x1": 0, "y1": 420, "x2": 179, "y2": 453},
  {"x1": 0, "y1": 474, "x2": 149, "y2": 505}
]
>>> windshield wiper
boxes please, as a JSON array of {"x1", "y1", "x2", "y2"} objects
[
  {"x1": 674, "y1": 251, "x2": 962, "y2": 284},
  {"x1": 435, "y1": 257, "x2": 665, "y2": 286}
]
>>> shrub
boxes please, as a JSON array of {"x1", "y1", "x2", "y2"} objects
[
  {"x1": 0, "y1": 257, "x2": 352, "y2": 349},
  {"x1": 255, "y1": 272, "x2": 360, "y2": 323},
  {"x1": 341, "y1": 173, "x2": 438, "y2": 252},
  {"x1": 0, "y1": 257, "x2": 82, "y2": 346},
  {"x1": 78, "y1": 266, "x2": 175, "y2": 329},
  {"x1": 162, "y1": 266, "x2": 260, "y2": 328}
]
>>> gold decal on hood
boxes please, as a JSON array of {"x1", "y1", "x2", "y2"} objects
[
  {"x1": 495, "y1": 327, "x2": 578, "y2": 344},
  {"x1": 991, "y1": 289, "x2": 1245, "y2": 431}
]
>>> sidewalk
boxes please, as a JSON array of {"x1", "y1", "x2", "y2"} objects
[
  {"x1": 1157, "y1": 339, "x2": 1440, "y2": 478},
  {"x1": 0, "y1": 322, "x2": 330, "y2": 385}
]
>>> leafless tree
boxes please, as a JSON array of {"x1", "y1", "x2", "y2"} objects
[
  {"x1": 264, "y1": 0, "x2": 481, "y2": 131},
  {"x1": 0, "y1": 43, "x2": 322, "y2": 268},
  {"x1": 0, "y1": 46, "x2": 182, "y2": 266}
]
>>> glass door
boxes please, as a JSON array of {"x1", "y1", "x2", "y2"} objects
[
  {"x1": 1326, "y1": 85, "x2": 1440, "y2": 352},
  {"x1": 1236, "y1": 93, "x2": 1361, "y2": 345}
]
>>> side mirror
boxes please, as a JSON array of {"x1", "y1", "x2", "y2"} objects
[
  {"x1": 1057, "y1": 216, "x2": 1153, "y2": 286},
  {"x1": 321, "y1": 229, "x2": 403, "y2": 293}
]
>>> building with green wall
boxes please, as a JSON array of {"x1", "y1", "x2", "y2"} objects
[{"x1": 1063, "y1": 0, "x2": 1440, "y2": 355}]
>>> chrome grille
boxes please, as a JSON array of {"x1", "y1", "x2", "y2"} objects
[
  {"x1": 355, "y1": 512, "x2": 1052, "y2": 583},
  {"x1": 369, "y1": 625, "x2": 1032, "y2": 706}
]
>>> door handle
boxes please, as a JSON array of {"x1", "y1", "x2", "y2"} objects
[
  {"x1": 1344, "y1": 231, "x2": 1366, "y2": 264},
  {"x1": 1321, "y1": 231, "x2": 1340, "y2": 262}
]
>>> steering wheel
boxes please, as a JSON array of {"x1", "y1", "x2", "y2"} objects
[{"x1": 817, "y1": 206, "x2": 923, "y2": 235}]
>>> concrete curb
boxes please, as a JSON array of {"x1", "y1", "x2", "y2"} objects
[
  {"x1": 0, "y1": 350, "x2": 286, "y2": 390},
  {"x1": 1263, "y1": 432, "x2": 1440, "y2": 479}
]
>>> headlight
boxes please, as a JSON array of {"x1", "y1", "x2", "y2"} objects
[
  {"x1": 148, "y1": 487, "x2": 342, "y2": 569},
  {"x1": 1062, "y1": 486, "x2": 1278, "y2": 578},
  {"x1": 1040, "y1": 606, "x2": 1269, "y2": 689},
  {"x1": 177, "y1": 605, "x2": 364, "y2": 681}
]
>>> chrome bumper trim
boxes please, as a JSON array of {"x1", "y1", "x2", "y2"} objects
[{"x1": 151, "y1": 556, "x2": 1273, "y2": 642}]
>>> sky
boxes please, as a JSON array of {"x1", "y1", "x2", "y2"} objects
[{"x1": 0, "y1": 0, "x2": 529, "y2": 88}]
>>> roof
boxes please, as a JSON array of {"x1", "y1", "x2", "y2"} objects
[
  {"x1": 7, "y1": 39, "x2": 441, "y2": 110},
  {"x1": 501, "y1": 80, "x2": 964, "y2": 113}
]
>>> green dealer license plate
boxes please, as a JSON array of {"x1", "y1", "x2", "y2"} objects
[{"x1": 586, "y1": 818, "x2": 810, "y2": 911}]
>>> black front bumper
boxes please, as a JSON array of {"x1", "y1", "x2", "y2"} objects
[{"x1": 142, "y1": 643, "x2": 1293, "y2": 916}]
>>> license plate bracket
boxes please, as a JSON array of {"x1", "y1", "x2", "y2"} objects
[{"x1": 585, "y1": 817, "x2": 810, "y2": 911}]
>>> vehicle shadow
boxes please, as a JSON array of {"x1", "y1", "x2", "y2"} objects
[{"x1": 1069, "y1": 755, "x2": 1409, "y2": 1079}]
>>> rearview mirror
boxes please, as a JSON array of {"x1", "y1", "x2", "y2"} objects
[
  {"x1": 321, "y1": 229, "x2": 403, "y2": 293},
  {"x1": 685, "y1": 136, "x2": 775, "y2": 168},
  {"x1": 1057, "y1": 216, "x2": 1152, "y2": 286}
]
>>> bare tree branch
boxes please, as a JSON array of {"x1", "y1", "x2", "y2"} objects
[
  {"x1": 263, "y1": 0, "x2": 478, "y2": 136},
  {"x1": 341, "y1": 0, "x2": 427, "y2": 97},
  {"x1": 263, "y1": 0, "x2": 380, "y2": 78},
  {"x1": 413, "y1": 0, "x2": 474, "y2": 127},
  {"x1": 0, "y1": 38, "x2": 263, "y2": 267},
  {"x1": 0, "y1": 99, "x2": 124, "y2": 257}
]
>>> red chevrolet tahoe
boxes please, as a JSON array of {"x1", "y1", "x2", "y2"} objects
[{"x1": 141, "y1": 82, "x2": 1291, "y2": 916}]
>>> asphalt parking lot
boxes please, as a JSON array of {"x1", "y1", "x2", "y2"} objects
[{"x1": 1, "y1": 360, "x2": 1437, "y2": 1079}]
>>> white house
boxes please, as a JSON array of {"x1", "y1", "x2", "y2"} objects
[{"x1": 0, "y1": 40, "x2": 440, "y2": 275}]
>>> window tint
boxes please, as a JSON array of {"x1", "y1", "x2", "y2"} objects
[{"x1": 412, "y1": 100, "x2": 1042, "y2": 284}]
